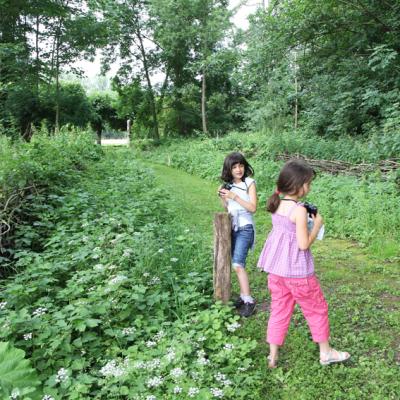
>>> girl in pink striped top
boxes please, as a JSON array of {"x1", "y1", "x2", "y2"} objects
[{"x1": 258, "y1": 160, "x2": 350, "y2": 368}]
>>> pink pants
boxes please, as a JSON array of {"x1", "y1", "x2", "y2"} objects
[{"x1": 267, "y1": 274, "x2": 330, "y2": 346}]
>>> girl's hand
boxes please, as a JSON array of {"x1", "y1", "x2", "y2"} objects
[
  {"x1": 219, "y1": 188, "x2": 236, "y2": 200},
  {"x1": 312, "y1": 213, "x2": 323, "y2": 229}
]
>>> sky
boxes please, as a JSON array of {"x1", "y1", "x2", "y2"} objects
[{"x1": 75, "y1": 0, "x2": 261, "y2": 79}]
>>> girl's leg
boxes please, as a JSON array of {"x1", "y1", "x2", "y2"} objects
[
  {"x1": 268, "y1": 343, "x2": 279, "y2": 368},
  {"x1": 294, "y1": 276, "x2": 350, "y2": 364},
  {"x1": 293, "y1": 276, "x2": 330, "y2": 343},
  {"x1": 232, "y1": 226, "x2": 254, "y2": 302},
  {"x1": 267, "y1": 275, "x2": 296, "y2": 364},
  {"x1": 234, "y1": 266, "x2": 251, "y2": 297}
]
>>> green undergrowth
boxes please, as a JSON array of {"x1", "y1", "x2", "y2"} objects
[
  {"x1": 145, "y1": 158, "x2": 400, "y2": 399},
  {"x1": 136, "y1": 131, "x2": 400, "y2": 256},
  {"x1": 0, "y1": 145, "x2": 398, "y2": 399},
  {"x1": 0, "y1": 128, "x2": 102, "y2": 273},
  {"x1": 0, "y1": 149, "x2": 261, "y2": 399}
]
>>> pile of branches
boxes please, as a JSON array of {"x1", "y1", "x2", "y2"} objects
[{"x1": 276, "y1": 154, "x2": 400, "y2": 177}]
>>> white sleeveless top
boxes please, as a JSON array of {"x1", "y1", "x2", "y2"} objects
[{"x1": 227, "y1": 177, "x2": 255, "y2": 230}]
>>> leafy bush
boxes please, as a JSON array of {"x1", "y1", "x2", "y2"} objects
[
  {"x1": 137, "y1": 131, "x2": 400, "y2": 252},
  {"x1": 0, "y1": 341, "x2": 42, "y2": 399},
  {"x1": 0, "y1": 128, "x2": 102, "y2": 270},
  {"x1": 0, "y1": 151, "x2": 262, "y2": 399}
]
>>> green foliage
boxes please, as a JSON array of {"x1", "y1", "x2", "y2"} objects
[
  {"x1": 137, "y1": 131, "x2": 400, "y2": 250},
  {"x1": 0, "y1": 149, "x2": 262, "y2": 398},
  {"x1": 0, "y1": 128, "x2": 102, "y2": 270},
  {"x1": 0, "y1": 342, "x2": 42, "y2": 399},
  {"x1": 244, "y1": 1, "x2": 400, "y2": 136}
]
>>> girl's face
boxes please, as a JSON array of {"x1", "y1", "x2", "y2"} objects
[
  {"x1": 231, "y1": 163, "x2": 245, "y2": 180},
  {"x1": 300, "y1": 180, "x2": 312, "y2": 197}
]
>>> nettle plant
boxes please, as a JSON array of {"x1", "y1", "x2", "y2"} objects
[
  {"x1": 95, "y1": 305, "x2": 258, "y2": 399},
  {"x1": 0, "y1": 152, "x2": 261, "y2": 399}
]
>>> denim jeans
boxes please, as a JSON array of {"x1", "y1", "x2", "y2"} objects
[{"x1": 231, "y1": 224, "x2": 254, "y2": 268}]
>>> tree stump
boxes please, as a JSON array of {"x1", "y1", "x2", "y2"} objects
[{"x1": 213, "y1": 213, "x2": 231, "y2": 303}]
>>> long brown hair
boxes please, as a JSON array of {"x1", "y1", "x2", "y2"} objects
[
  {"x1": 267, "y1": 159, "x2": 316, "y2": 213},
  {"x1": 220, "y1": 152, "x2": 254, "y2": 183}
]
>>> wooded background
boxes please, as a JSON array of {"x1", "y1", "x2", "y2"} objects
[{"x1": 1, "y1": 0, "x2": 399, "y2": 155}]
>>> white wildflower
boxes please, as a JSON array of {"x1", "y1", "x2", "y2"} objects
[
  {"x1": 143, "y1": 272, "x2": 150, "y2": 277},
  {"x1": 146, "y1": 358, "x2": 161, "y2": 370},
  {"x1": 93, "y1": 264, "x2": 105, "y2": 271},
  {"x1": 211, "y1": 388, "x2": 224, "y2": 398},
  {"x1": 123, "y1": 249, "x2": 132, "y2": 257},
  {"x1": 32, "y1": 307, "x2": 47, "y2": 317},
  {"x1": 23, "y1": 333, "x2": 32, "y2": 340},
  {"x1": 150, "y1": 276, "x2": 161, "y2": 285},
  {"x1": 188, "y1": 387, "x2": 199, "y2": 397},
  {"x1": 166, "y1": 349, "x2": 176, "y2": 362},
  {"x1": 10, "y1": 388, "x2": 20, "y2": 399},
  {"x1": 170, "y1": 257, "x2": 178, "y2": 262},
  {"x1": 170, "y1": 367, "x2": 184, "y2": 379},
  {"x1": 197, "y1": 336, "x2": 206, "y2": 342},
  {"x1": 146, "y1": 396, "x2": 156, "y2": 400},
  {"x1": 190, "y1": 371, "x2": 200, "y2": 380},
  {"x1": 100, "y1": 360, "x2": 126, "y2": 378},
  {"x1": 109, "y1": 275, "x2": 127, "y2": 285},
  {"x1": 158, "y1": 248, "x2": 164, "y2": 253},
  {"x1": 154, "y1": 330, "x2": 165, "y2": 341},
  {"x1": 197, "y1": 356, "x2": 210, "y2": 365},
  {"x1": 42, "y1": 396, "x2": 55, "y2": 400},
  {"x1": 238, "y1": 366, "x2": 248, "y2": 372},
  {"x1": 224, "y1": 343, "x2": 234, "y2": 351},
  {"x1": 0, "y1": 301, "x2": 7, "y2": 310},
  {"x1": 227, "y1": 321, "x2": 241, "y2": 332},
  {"x1": 133, "y1": 360, "x2": 145, "y2": 369},
  {"x1": 121, "y1": 327, "x2": 136, "y2": 336},
  {"x1": 55, "y1": 368, "x2": 69, "y2": 383},
  {"x1": 147, "y1": 376, "x2": 163, "y2": 388},
  {"x1": 197, "y1": 349, "x2": 210, "y2": 365},
  {"x1": 173, "y1": 386, "x2": 183, "y2": 394},
  {"x1": 146, "y1": 340, "x2": 157, "y2": 348},
  {"x1": 215, "y1": 372, "x2": 226, "y2": 382}
]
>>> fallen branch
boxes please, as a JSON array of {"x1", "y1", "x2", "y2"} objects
[{"x1": 276, "y1": 153, "x2": 400, "y2": 177}]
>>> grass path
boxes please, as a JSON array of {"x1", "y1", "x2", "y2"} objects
[{"x1": 144, "y1": 159, "x2": 400, "y2": 399}]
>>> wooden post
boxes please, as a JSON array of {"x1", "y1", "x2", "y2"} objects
[{"x1": 213, "y1": 213, "x2": 231, "y2": 303}]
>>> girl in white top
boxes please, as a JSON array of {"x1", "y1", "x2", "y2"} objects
[{"x1": 218, "y1": 152, "x2": 257, "y2": 317}]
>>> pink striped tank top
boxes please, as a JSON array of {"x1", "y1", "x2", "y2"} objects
[{"x1": 257, "y1": 203, "x2": 314, "y2": 278}]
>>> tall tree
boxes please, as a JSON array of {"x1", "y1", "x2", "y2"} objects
[{"x1": 98, "y1": 0, "x2": 161, "y2": 140}]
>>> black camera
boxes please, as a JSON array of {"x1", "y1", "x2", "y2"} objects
[
  {"x1": 218, "y1": 182, "x2": 233, "y2": 197},
  {"x1": 222, "y1": 183, "x2": 233, "y2": 190},
  {"x1": 304, "y1": 202, "x2": 318, "y2": 216}
]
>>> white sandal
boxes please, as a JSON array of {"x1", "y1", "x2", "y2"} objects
[{"x1": 320, "y1": 349, "x2": 350, "y2": 366}]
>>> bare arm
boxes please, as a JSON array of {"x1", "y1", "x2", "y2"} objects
[{"x1": 295, "y1": 206, "x2": 323, "y2": 250}]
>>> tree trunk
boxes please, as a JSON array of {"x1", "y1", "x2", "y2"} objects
[
  {"x1": 35, "y1": 16, "x2": 40, "y2": 94},
  {"x1": 213, "y1": 213, "x2": 231, "y2": 303},
  {"x1": 201, "y1": 69, "x2": 208, "y2": 134},
  {"x1": 136, "y1": 29, "x2": 159, "y2": 141},
  {"x1": 55, "y1": 39, "x2": 60, "y2": 133}
]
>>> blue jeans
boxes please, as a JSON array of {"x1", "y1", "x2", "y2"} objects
[{"x1": 231, "y1": 224, "x2": 254, "y2": 268}]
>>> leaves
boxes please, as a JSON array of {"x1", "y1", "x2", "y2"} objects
[{"x1": 0, "y1": 341, "x2": 42, "y2": 398}]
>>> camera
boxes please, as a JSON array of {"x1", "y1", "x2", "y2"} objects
[
  {"x1": 218, "y1": 182, "x2": 233, "y2": 197},
  {"x1": 304, "y1": 202, "x2": 318, "y2": 216}
]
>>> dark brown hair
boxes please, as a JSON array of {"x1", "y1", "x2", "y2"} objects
[
  {"x1": 220, "y1": 152, "x2": 254, "y2": 183},
  {"x1": 267, "y1": 159, "x2": 316, "y2": 213}
]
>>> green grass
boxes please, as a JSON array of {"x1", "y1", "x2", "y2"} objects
[{"x1": 144, "y1": 153, "x2": 400, "y2": 400}]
